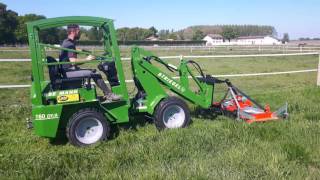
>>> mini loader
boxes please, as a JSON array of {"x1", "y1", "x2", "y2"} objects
[{"x1": 27, "y1": 16, "x2": 288, "y2": 147}]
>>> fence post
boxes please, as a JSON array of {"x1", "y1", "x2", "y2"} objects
[{"x1": 317, "y1": 52, "x2": 320, "y2": 86}]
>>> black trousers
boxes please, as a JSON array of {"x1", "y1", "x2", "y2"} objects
[
  {"x1": 64, "y1": 69, "x2": 111, "y2": 95},
  {"x1": 98, "y1": 61, "x2": 120, "y2": 87}
]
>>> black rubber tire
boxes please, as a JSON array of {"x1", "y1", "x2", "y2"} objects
[
  {"x1": 154, "y1": 96, "x2": 191, "y2": 130},
  {"x1": 66, "y1": 108, "x2": 110, "y2": 147}
]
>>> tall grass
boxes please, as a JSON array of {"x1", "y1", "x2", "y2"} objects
[{"x1": 0, "y1": 50, "x2": 319, "y2": 179}]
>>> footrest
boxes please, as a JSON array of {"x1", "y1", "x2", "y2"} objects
[{"x1": 99, "y1": 96, "x2": 126, "y2": 105}]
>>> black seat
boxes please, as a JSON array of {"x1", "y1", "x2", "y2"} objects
[{"x1": 47, "y1": 56, "x2": 89, "y2": 90}]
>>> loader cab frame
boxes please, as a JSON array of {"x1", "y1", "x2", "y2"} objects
[
  {"x1": 27, "y1": 16, "x2": 129, "y2": 106},
  {"x1": 27, "y1": 17, "x2": 131, "y2": 139}
]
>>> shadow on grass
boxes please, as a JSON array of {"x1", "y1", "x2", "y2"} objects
[
  {"x1": 49, "y1": 107, "x2": 222, "y2": 146},
  {"x1": 191, "y1": 106, "x2": 221, "y2": 121},
  {"x1": 108, "y1": 114, "x2": 157, "y2": 141},
  {"x1": 49, "y1": 132, "x2": 68, "y2": 146},
  {"x1": 49, "y1": 114, "x2": 154, "y2": 146}
]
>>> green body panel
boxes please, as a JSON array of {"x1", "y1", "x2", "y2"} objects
[
  {"x1": 131, "y1": 47, "x2": 168, "y2": 114},
  {"x1": 131, "y1": 47, "x2": 214, "y2": 109},
  {"x1": 32, "y1": 104, "x2": 63, "y2": 137},
  {"x1": 100, "y1": 101, "x2": 129, "y2": 123},
  {"x1": 78, "y1": 88, "x2": 97, "y2": 101}
]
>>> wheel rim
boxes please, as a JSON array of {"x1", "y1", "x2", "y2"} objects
[
  {"x1": 75, "y1": 117, "x2": 104, "y2": 144},
  {"x1": 163, "y1": 105, "x2": 186, "y2": 128}
]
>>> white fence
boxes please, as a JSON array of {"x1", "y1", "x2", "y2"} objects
[
  {"x1": 1, "y1": 45, "x2": 320, "y2": 53},
  {"x1": 0, "y1": 69, "x2": 316, "y2": 89},
  {"x1": 318, "y1": 54, "x2": 320, "y2": 86},
  {"x1": 0, "y1": 52, "x2": 319, "y2": 88},
  {"x1": 0, "y1": 52, "x2": 318, "y2": 62}
]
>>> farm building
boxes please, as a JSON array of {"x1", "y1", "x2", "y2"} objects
[
  {"x1": 236, "y1": 36, "x2": 281, "y2": 45},
  {"x1": 145, "y1": 35, "x2": 159, "y2": 41},
  {"x1": 203, "y1": 35, "x2": 281, "y2": 46},
  {"x1": 203, "y1": 34, "x2": 224, "y2": 46}
]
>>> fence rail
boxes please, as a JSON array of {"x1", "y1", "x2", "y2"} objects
[
  {"x1": 1, "y1": 45, "x2": 320, "y2": 51},
  {"x1": 0, "y1": 52, "x2": 318, "y2": 62},
  {"x1": 0, "y1": 69, "x2": 317, "y2": 89},
  {"x1": 0, "y1": 52, "x2": 319, "y2": 88}
]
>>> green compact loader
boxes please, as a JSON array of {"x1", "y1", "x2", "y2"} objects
[{"x1": 27, "y1": 16, "x2": 287, "y2": 147}]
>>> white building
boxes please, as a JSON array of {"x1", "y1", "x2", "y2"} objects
[
  {"x1": 203, "y1": 35, "x2": 281, "y2": 46},
  {"x1": 145, "y1": 35, "x2": 159, "y2": 41},
  {"x1": 236, "y1": 36, "x2": 281, "y2": 45},
  {"x1": 203, "y1": 34, "x2": 224, "y2": 46}
]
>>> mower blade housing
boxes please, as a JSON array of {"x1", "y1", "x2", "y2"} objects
[{"x1": 243, "y1": 103, "x2": 288, "y2": 123}]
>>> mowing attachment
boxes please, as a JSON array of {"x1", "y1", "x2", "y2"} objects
[{"x1": 212, "y1": 79, "x2": 288, "y2": 123}]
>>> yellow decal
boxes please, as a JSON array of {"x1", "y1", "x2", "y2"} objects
[{"x1": 57, "y1": 94, "x2": 79, "y2": 103}]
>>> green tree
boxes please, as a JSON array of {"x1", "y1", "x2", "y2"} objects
[
  {"x1": 57, "y1": 28, "x2": 67, "y2": 41},
  {"x1": 149, "y1": 26, "x2": 158, "y2": 36},
  {"x1": 128, "y1": 28, "x2": 141, "y2": 40},
  {"x1": 143, "y1": 29, "x2": 153, "y2": 39},
  {"x1": 40, "y1": 28, "x2": 60, "y2": 44},
  {"x1": 182, "y1": 25, "x2": 277, "y2": 40},
  {"x1": 88, "y1": 27, "x2": 99, "y2": 40},
  {"x1": 79, "y1": 33, "x2": 89, "y2": 41},
  {"x1": 0, "y1": 3, "x2": 18, "y2": 44},
  {"x1": 221, "y1": 27, "x2": 238, "y2": 42},
  {"x1": 117, "y1": 27, "x2": 130, "y2": 41},
  {"x1": 158, "y1": 29, "x2": 169, "y2": 40},
  {"x1": 15, "y1": 14, "x2": 45, "y2": 44},
  {"x1": 177, "y1": 30, "x2": 184, "y2": 40},
  {"x1": 117, "y1": 27, "x2": 156, "y2": 41},
  {"x1": 168, "y1": 33, "x2": 178, "y2": 40},
  {"x1": 282, "y1": 33, "x2": 289, "y2": 43},
  {"x1": 192, "y1": 29, "x2": 204, "y2": 40}
]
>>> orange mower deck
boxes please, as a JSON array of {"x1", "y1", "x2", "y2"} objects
[{"x1": 212, "y1": 79, "x2": 288, "y2": 123}]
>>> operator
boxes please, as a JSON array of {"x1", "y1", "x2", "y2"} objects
[{"x1": 59, "y1": 24, "x2": 121, "y2": 102}]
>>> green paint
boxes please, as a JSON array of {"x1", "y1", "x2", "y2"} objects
[{"x1": 28, "y1": 16, "x2": 216, "y2": 139}]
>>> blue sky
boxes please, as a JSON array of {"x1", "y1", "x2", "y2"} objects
[{"x1": 2, "y1": 0, "x2": 319, "y2": 39}]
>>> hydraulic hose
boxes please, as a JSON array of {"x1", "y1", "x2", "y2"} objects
[{"x1": 186, "y1": 60, "x2": 205, "y2": 78}]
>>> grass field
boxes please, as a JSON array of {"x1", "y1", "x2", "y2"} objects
[{"x1": 0, "y1": 48, "x2": 320, "y2": 179}]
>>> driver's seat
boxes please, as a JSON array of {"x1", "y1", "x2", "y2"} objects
[{"x1": 47, "y1": 56, "x2": 90, "y2": 90}]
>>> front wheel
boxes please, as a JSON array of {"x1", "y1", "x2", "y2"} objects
[
  {"x1": 66, "y1": 108, "x2": 110, "y2": 147},
  {"x1": 154, "y1": 97, "x2": 191, "y2": 130}
]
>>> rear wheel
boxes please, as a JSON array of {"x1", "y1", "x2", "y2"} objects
[
  {"x1": 66, "y1": 108, "x2": 110, "y2": 147},
  {"x1": 154, "y1": 97, "x2": 191, "y2": 130}
]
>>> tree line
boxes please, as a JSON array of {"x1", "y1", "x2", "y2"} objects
[
  {"x1": 179, "y1": 25, "x2": 278, "y2": 41},
  {"x1": 0, "y1": 3, "x2": 159, "y2": 45},
  {"x1": 0, "y1": 3, "x2": 62, "y2": 44},
  {"x1": 1, "y1": 2, "x2": 292, "y2": 45}
]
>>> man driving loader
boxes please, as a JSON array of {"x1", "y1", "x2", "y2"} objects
[{"x1": 59, "y1": 24, "x2": 121, "y2": 102}]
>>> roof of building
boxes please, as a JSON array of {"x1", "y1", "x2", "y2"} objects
[
  {"x1": 237, "y1": 35, "x2": 279, "y2": 40},
  {"x1": 145, "y1": 35, "x2": 159, "y2": 41},
  {"x1": 237, "y1": 36, "x2": 265, "y2": 39},
  {"x1": 206, "y1": 34, "x2": 223, "y2": 39}
]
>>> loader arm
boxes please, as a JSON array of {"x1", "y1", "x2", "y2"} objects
[{"x1": 131, "y1": 46, "x2": 214, "y2": 114}]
